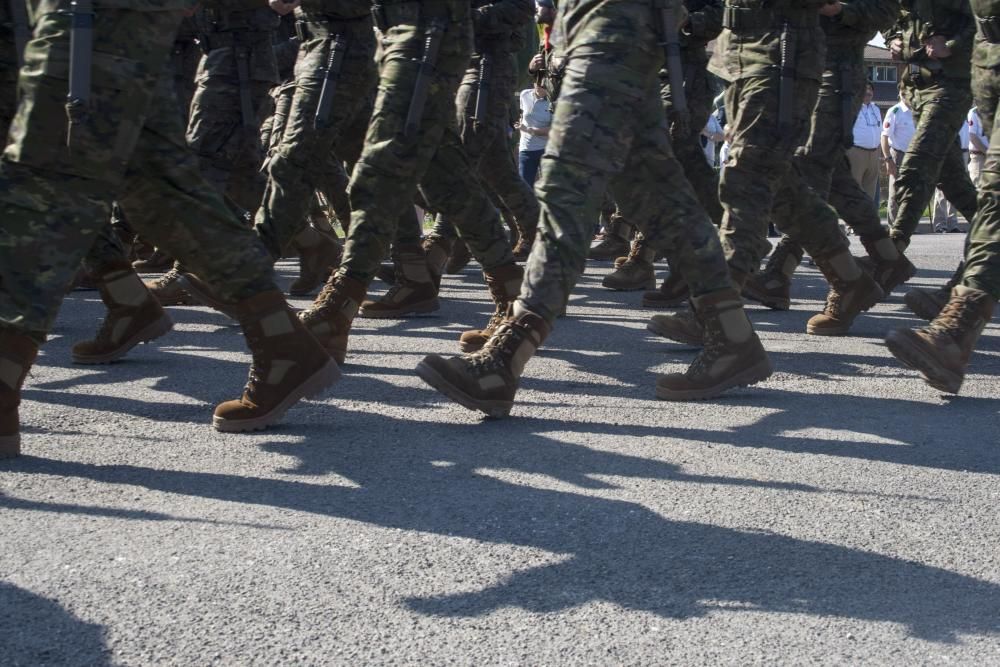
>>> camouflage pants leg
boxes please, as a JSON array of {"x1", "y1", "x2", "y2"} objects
[
  {"x1": 340, "y1": 4, "x2": 511, "y2": 284},
  {"x1": 720, "y1": 75, "x2": 848, "y2": 275},
  {"x1": 253, "y1": 24, "x2": 376, "y2": 258},
  {"x1": 962, "y1": 66, "x2": 1000, "y2": 300},
  {"x1": 186, "y1": 70, "x2": 272, "y2": 214},
  {"x1": 518, "y1": 0, "x2": 729, "y2": 322},
  {"x1": 0, "y1": 6, "x2": 274, "y2": 342},
  {"x1": 891, "y1": 78, "x2": 978, "y2": 244}
]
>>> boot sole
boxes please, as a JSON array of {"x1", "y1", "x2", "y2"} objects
[
  {"x1": 646, "y1": 318, "x2": 703, "y2": 347},
  {"x1": 806, "y1": 283, "x2": 885, "y2": 336},
  {"x1": 642, "y1": 296, "x2": 689, "y2": 309},
  {"x1": 603, "y1": 280, "x2": 656, "y2": 292},
  {"x1": 0, "y1": 434, "x2": 20, "y2": 459},
  {"x1": 72, "y1": 315, "x2": 174, "y2": 365},
  {"x1": 359, "y1": 297, "x2": 440, "y2": 319},
  {"x1": 741, "y1": 287, "x2": 790, "y2": 311},
  {"x1": 655, "y1": 358, "x2": 774, "y2": 401},
  {"x1": 904, "y1": 291, "x2": 945, "y2": 322},
  {"x1": 212, "y1": 358, "x2": 342, "y2": 432},
  {"x1": 884, "y1": 330, "x2": 962, "y2": 394},
  {"x1": 415, "y1": 360, "x2": 511, "y2": 419}
]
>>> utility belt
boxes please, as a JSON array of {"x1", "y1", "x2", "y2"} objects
[
  {"x1": 371, "y1": 0, "x2": 468, "y2": 33},
  {"x1": 721, "y1": 7, "x2": 818, "y2": 32},
  {"x1": 198, "y1": 30, "x2": 273, "y2": 54},
  {"x1": 295, "y1": 14, "x2": 369, "y2": 41},
  {"x1": 978, "y1": 15, "x2": 1000, "y2": 44}
]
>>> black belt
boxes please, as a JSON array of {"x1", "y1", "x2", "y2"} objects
[{"x1": 853, "y1": 146, "x2": 878, "y2": 152}]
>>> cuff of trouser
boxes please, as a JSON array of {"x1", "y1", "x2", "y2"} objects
[{"x1": 961, "y1": 276, "x2": 1000, "y2": 302}]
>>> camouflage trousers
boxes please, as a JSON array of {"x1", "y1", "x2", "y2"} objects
[
  {"x1": 771, "y1": 52, "x2": 886, "y2": 261},
  {"x1": 339, "y1": 0, "x2": 512, "y2": 284},
  {"x1": 519, "y1": 0, "x2": 731, "y2": 322},
  {"x1": 891, "y1": 76, "x2": 978, "y2": 245},
  {"x1": 186, "y1": 45, "x2": 275, "y2": 215},
  {"x1": 252, "y1": 17, "x2": 376, "y2": 259},
  {"x1": 962, "y1": 64, "x2": 1000, "y2": 300},
  {"x1": 0, "y1": 4, "x2": 274, "y2": 343},
  {"x1": 429, "y1": 62, "x2": 540, "y2": 241},
  {"x1": 720, "y1": 74, "x2": 849, "y2": 276}
]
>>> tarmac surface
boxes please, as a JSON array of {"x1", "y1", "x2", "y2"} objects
[{"x1": 3, "y1": 233, "x2": 999, "y2": 665}]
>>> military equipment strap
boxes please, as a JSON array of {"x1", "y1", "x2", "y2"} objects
[
  {"x1": 777, "y1": 20, "x2": 795, "y2": 136},
  {"x1": 404, "y1": 18, "x2": 444, "y2": 138},
  {"x1": 473, "y1": 53, "x2": 491, "y2": 128},
  {"x1": 9, "y1": 0, "x2": 30, "y2": 67},
  {"x1": 314, "y1": 33, "x2": 348, "y2": 130},
  {"x1": 64, "y1": 0, "x2": 93, "y2": 149}
]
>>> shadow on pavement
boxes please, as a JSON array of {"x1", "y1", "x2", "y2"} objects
[{"x1": 0, "y1": 582, "x2": 111, "y2": 665}]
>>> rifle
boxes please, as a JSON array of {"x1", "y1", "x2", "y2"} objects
[
  {"x1": 314, "y1": 33, "x2": 348, "y2": 129},
  {"x1": 404, "y1": 19, "x2": 444, "y2": 138},
  {"x1": 65, "y1": 0, "x2": 94, "y2": 149}
]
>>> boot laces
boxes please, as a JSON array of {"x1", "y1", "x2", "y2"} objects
[
  {"x1": 150, "y1": 268, "x2": 181, "y2": 290},
  {"x1": 929, "y1": 293, "x2": 981, "y2": 338},
  {"x1": 466, "y1": 323, "x2": 518, "y2": 374},
  {"x1": 303, "y1": 274, "x2": 343, "y2": 321},
  {"x1": 688, "y1": 309, "x2": 723, "y2": 376}
]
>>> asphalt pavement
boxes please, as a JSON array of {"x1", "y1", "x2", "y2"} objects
[{"x1": 3, "y1": 233, "x2": 999, "y2": 665}]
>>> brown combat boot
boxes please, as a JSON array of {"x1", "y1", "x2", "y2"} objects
[
  {"x1": 602, "y1": 241, "x2": 656, "y2": 291},
  {"x1": 656, "y1": 288, "x2": 773, "y2": 400},
  {"x1": 445, "y1": 239, "x2": 473, "y2": 274},
  {"x1": 72, "y1": 262, "x2": 173, "y2": 364},
  {"x1": 298, "y1": 273, "x2": 368, "y2": 365},
  {"x1": 859, "y1": 234, "x2": 917, "y2": 293},
  {"x1": 212, "y1": 290, "x2": 340, "y2": 432},
  {"x1": 0, "y1": 332, "x2": 38, "y2": 459},
  {"x1": 423, "y1": 235, "x2": 452, "y2": 288},
  {"x1": 132, "y1": 249, "x2": 174, "y2": 273},
  {"x1": 289, "y1": 228, "x2": 342, "y2": 296},
  {"x1": 904, "y1": 262, "x2": 964, "y2": 321},
  {"x1": 589, "y1": 216, "x2": 632, "y2": 261},
  {"x1": 459, "y1": 263, "x2": 523, "y2": 352},
  {"x1": 741, "y1": 242, "x2": 802, "y2": 311},
  {"x1": 806, "y1": 249, "x2": 885, "y2": 336},
  {"x1": 885, "y1": 285, "x2": 995, "y2": 394},
  {"x1": 146, "y1": 267, "x2": 195, "y2": 306},
  {"x1": 642, "y1": 271, "x2": 690, "y2": 309},
  {"x1": 359, "y1": 244, "x2": 440, "y2": 318},
  {"x1": 416, "y1": 303, "x2": 550, "y2": 418}
]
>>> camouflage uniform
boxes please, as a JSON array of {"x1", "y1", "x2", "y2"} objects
[
  {"x1": 0, "y1": 0, "x2": 22, "y2": 137},
  {"x1": 766, "y1": 1, "x2": 900, "y2": 268},
  {"x1": 518, "y1": 0, "x2": 734, "y2": 322},
  {"x1": 962, "y1": 1, "x2": 1000, "y2": 298},
  {"x1": 0, "y1": 0, "x2": 276, "y2": 343},
  {"x1": 336, "y1": 0, "x2": 514, "y2": 284},
  {"x1": 426, "y1": 0, "x2": 540, "y2": 247},
  {"x1": 885, "y1": 1, "x2": 978, "y2": 245},
  {"x1": 186, "y1": 4, "x2": 279, "y2": 214},
  {"x1": 251, "y1": 0, "x2": 376, "y2": 259},
  {"x1": 709, "y1": 1, "x2": 854, "y2": 277}
]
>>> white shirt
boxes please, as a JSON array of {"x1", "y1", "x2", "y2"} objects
[
  {"x1": 959, "y1": 118, "x2": 970, "y2": 151},
  {"x1": 969, "y1": 107, "x2": 990, "y2": 152},
  {"x1": 719, "y1": 141, "x2": 731, "y2": 168},
  {"x1": 853, "y1": 102, "x2": 882, "y2": 149},
  {"x1": 702, "y1": 113, "x2": 723, "y2": 166},
  {"x1": 519, "y1": 89, "x2": 551, "y2": 152},
  {"x1": 882, "y1": 102, "x2": 915, "y2": 152}
]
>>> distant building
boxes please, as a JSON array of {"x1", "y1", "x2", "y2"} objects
[{"x1": 865, "y1": 44, "x2": 899, "y2": 112}]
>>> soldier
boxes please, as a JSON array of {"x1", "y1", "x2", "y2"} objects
[
  {"x1": 0, "y1": 0, "x2": 338, "y2": 458},
  {"x1": 742, "y1": 0, "x2": 915, "y2": 312},
  {"x1": 296, "y1": 0, "x2": 522, "y2": 362},
  {"x1": 648, "y1": 0, "x2": 887, "y2": 348},
  {"x1": 885, "y1": 0, "x2": 999, "y2": 395},
  {"x1": 414, "y1": 0, "x2": 774, "y2": 417},
  {"x1": 366, "y1": 0, "x2": 538, "y2": 324},
  {"x1": 605, "y1": 0, "x2": 726, "y2": 296},
  {"x1": 889, "y1": 4, "x2": 981, "y2": 322}
]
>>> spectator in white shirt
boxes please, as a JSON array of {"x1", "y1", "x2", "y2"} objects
[
  {"x1": 848, "y1": 83, "x2": 882, "y2": 201},
  {"x1": 931, "y1": 121, "x2": 970, "y2": 232},
  {"x1": 881, "y1": 95, "x2": 916, "y2": 225},
  {"x1": 516, "y1": 84, "x2": 552, "y2": 185},
  {"x1": 968, "y1": 106, "x2": 990, "y2": 187}
]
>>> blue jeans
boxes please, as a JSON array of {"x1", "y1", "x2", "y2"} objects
[{"x1": 519, "y1": 149, "x2": 544, "y2": 185}]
